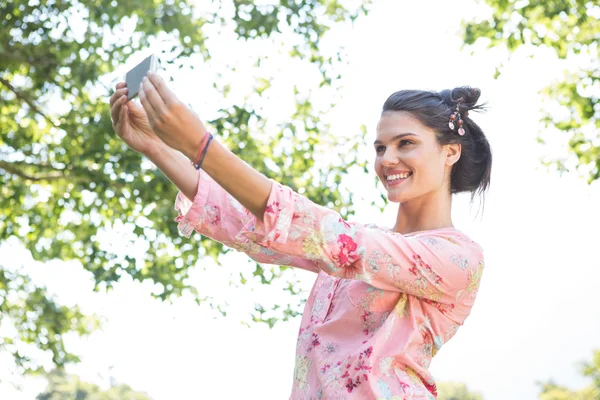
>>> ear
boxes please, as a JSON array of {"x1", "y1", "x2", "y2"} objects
[{"x1": 445, "y1": 143, "x2": 461, "y2": 166}]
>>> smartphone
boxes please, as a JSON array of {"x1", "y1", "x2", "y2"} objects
[{"x1": 125, "y1": 54, "x2": 158, "y2": 101}]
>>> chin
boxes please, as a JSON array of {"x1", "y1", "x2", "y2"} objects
[
  {"x1": 386, "y1": 189, "x2": 411, "y2": 204},
  {"x1": 379, "y1": 176, "x2": 416, "y2": 204},
  {"x1": 387, "y1": 193, "x2": 406, "y2": 203}
]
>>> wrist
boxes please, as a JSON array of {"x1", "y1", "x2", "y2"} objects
[
  {"x1": 143, "y1": 141, "x2": 171, "y2": 163},
  {"x1": 181, "y1": 123, "x2": 207, "y2": 161}
]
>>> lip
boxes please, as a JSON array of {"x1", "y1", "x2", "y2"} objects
[
  {"x1": 386, "y1": 175, "x2": 411, "y2": 187},
  {"x1": 383, "y1": 170, "x2": 412, "y2": 188}
]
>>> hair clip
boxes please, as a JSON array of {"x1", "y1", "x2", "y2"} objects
[{"x1": 448, "y1": 102, "x2": 465, "y2": 136}]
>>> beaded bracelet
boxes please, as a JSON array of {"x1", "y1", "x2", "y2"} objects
[{"x1": 192, "y1": 133, "x2": 213, "y2": 170}]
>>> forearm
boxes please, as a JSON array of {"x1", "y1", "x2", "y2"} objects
[
  {"x1": 146, "y1": 144, "x2": 199, "y2": 202},
  {"x1": 136, "y1": 73, "x2": 273, "y2": 220},
  {"x1": 181, "y1": 137, "x2": 272, "y2": 221}
]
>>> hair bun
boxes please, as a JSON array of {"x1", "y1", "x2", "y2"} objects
[
  {"x1": 439, "y1": 86, "x2": 482, "y2": 110},
  {"x1": 452, "y1": 86, "x2": 481, "y2": 106},
  {"x1": 443, "y1": 86, "x2": 485, "y2": 115}
]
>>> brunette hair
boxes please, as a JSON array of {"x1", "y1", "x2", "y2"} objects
[{"x1": 382, "y1": 86, "x2": 492, "y2": 199}]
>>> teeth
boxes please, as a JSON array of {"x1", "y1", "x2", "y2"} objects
[{"x1": 386, "y1": 173, "x2": 411, "y2": 181}]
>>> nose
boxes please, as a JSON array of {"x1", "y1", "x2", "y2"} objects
[{"x1": 380, "y1": 149, "x2": 399, "y2": 167}]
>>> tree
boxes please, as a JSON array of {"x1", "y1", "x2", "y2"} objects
[
  {"x1": 537, "y1": 350, "x2": 600, "y2": 400},
  {"x1": 436, "y1": 381, "x2": 484, "y2": 400},
  {"x1": 462, "y1": 0, "x2": 599, "y2": 181},
  {"x1": 0, "y1": 0, "x2": 371, "y2": 376},
  {"x1": 36, "y1": 369, "x2": 152, "y2": 400},
  {"x1": 0, "y1": 264, "x2": 99, "y2": 377}
]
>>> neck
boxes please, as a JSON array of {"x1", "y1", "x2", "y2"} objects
[{"x1": 393, "y1": 190, "x2": 453, "y2": 235}]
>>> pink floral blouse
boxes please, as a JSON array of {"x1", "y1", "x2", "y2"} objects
[{"x1": 175, "y1": 171, "x2": 485, "y2": 400}]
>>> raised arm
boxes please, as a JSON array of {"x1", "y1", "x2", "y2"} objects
[
  {"x1": 241, "y1": 182, "x2": 485, "y2": 305},
  {"x1": 144, "y1": 125, "x2": 319, "y2": 272},
  {"x1": 171, "y1": 167, "x2": 319, "y2": 273},
  {"x1": 138, "y1": 73, "x2": 275, "y2": 220},
  {"x1": 136, "y1": 73, "x2": 484, "y2": 303},
  {"x1": 110, "y1": 81, "x2": 317, "y2": 273},
  {"x1": 139, "y1": 144, "x2": 316, "y2": 272}
]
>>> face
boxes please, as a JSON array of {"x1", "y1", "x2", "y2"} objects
[{"x1": 374, "y1": 111, "x2": 460, "y2": 203}]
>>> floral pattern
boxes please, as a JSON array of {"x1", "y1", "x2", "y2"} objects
[
  {"x1": 175, "y1": 170, "x2": 486, "y2": 399},
  {"x1": 294, "y1": 355, "x2": 312, "y2": 390},
  {"x1": 335, "y1": 233, "x2": 359, "y2": 268}
]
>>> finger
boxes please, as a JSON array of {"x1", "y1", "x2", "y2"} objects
[
  {"x1": 138, "y1": 82, "x2": 158, "y2": 125},
  {"x1": 126, "y1": 99, "x2": 146, "y2": 118},
  {"x1": 140, "y1": 76, "x2": 167, "y2": 115},
  {"x1": 111, "y1": 95, "x2": 126, "y2": 127},
  {"x1": 116, "y1": 82, "x2": 127, "y2": 90},
  {"x1": 117, "y1": 104, "x2": 129, "y2": 136},
  {"x1": 147, "y1": 72, "x2": 178, "y2": 105},
  {"x1": 110, "y1": 88, "x2": 128, "y2": 107}
]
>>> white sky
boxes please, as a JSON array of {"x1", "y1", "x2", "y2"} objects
[{"x1": 2, "y1": 0, "x2": 600, "y2": 399}]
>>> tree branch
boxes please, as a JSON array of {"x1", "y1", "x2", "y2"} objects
[
  {"x1": 0, "y1": 160, "x2": 67, "y2": 182},
  {"x1": 0, "y1": 52, "x2": 59, "y2": 69},
  {"x1": 6, "y1": 159, "x2": 71, "y2": 172},
  {"x1": 0, "y1": 76, "x2": 61, "y2": 128},
  {"x1": 0, "y1": 160, "x2": 131, "y2": 189}
]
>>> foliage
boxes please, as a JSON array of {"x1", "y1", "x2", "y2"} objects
[
  {"x1": 0, "y1": 0, "x2": 370, "y2": 375},
  {"x1": 437, "y1": 381, "x2": 484, "y2": 400},
  {"x1": 537, "y1": 350, "x2": 600, "y2": 400},
  {"x1": 0, "y1": 262, "x2": 99, "y2": 375},
  {"x1": 462, "y1": 0, "x2": 599, "y2": 181},
  {"x1": 36, "y1": 369, "x2": 152, "y2": 400}
]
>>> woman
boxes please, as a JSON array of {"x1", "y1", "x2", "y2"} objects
[{"x1": 109, "y1": 72, "x2": 491, "y2": 399}]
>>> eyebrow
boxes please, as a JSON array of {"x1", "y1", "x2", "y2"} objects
[{"x1": 373, "y1": 133, "x2": 417, "y2": 145}]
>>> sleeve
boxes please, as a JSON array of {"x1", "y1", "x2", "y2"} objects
[
  {"x1": 174, "y1": 170, "x2": 319, "y2": 273},
  {"x1": 239, "y1": 181, "x2": 485, "y2": 304}
]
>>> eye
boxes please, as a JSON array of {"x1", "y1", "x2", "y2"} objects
[
  {"x1": 375, "y1": 145, "x2": 385, "y2": 154},
  {"x1": 398, "y1": 140, "x2": 414, "y2": 147}
]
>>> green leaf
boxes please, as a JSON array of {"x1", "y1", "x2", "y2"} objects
[
  {"x1": 461, "y1": 0, "x2": 600, "y2": 183},
  {"x1": 0, "y1": 0, "x2": 371, "y2": 376}
]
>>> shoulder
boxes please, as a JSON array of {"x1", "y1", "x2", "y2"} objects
[
  {"x1": 413, "y1": 229, "x2": 482, "y2": 255},
  {"x1": 411, "y1": 230, "x2": 485, "y2": 306}
]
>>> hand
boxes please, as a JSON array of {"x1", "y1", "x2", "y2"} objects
[
  {"x1": 138, "y1": 72, "x2": 207, "y2": 159},
  {"x1": 110, "y1": 82, "x2": 164, "y2": 157}
]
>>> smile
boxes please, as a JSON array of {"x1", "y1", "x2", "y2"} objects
[{"x1": 385, "y1": 172, "x2": 412, "y2": 186}]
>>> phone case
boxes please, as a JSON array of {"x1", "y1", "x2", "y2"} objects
[{"x1": 126, "y1": 54, "x2": 158, "y2": 101}]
